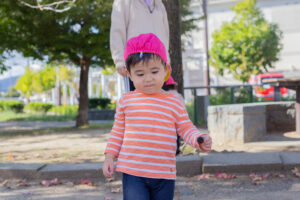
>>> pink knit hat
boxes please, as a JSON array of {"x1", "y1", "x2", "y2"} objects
[{"x1": 124, "y1": 33, "x2": 167, "y2": 64}]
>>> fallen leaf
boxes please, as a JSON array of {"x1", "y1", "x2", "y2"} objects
[
  {"x1": 41, "y1": 178, "x2": 60, "y2": 187},
  {"x1": 41, "y1": 180, "x2": 50, "y2": 187},
  {"x1": 216, "y1": 172, "x2": 236, "y2": 179},
  {"x1": 50, "y1": 178, "x2": 59, "y2": 185},
  {"x1": 80, "y1": 179, "x2": 95, "y2": 186},
  {"x1": 292, "y1": 167, "x2": 300, "y2": 178},
  {"x1": 261, "y1": 173, "x2": 270, "y2": 180},
  {"x1": 6, "y1": 155, "x2": 14, "y2": 159},
  {"x1": 111, "y1": 187, "x2": 121, "y2": 193},
  {"x1": 1, "y1": 180, "x2": 9, "y2": 187},
  {"x1": 272, "y1": 173, "x2": 285, "y2": 178},
  {"x1": 18, "y1": 182, "x2": 30, "y2": 187},
  {"x1": 197, "y1": 173, "x2": 211, "y2": 180}
]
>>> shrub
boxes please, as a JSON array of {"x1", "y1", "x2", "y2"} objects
[
  {"x1": 49, "y1": 105, "x2": 78, "y2": 115},
  {"x1": 210, "y1": 88, "x2": 231, "y2": 105},
  {"x1": 89, "y1": 98, "x2": 111, "y2": 109},
  {"x1": 0, "y1": 101, "x2": 24, "y2": 113},
  {"x1": 26, "y1": 102, "x2": 53, "y2": 113}
]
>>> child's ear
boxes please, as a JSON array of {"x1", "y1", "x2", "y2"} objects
[
  {"x1": 164, "y1": 64, "x2": 171, "y2": 82},
  {"x1": 166, "y1": 63, "x2": 171, "y2": 73}
]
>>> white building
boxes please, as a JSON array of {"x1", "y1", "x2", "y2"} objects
[{"x1": 183, "y1": 0, "x2": 300, "y2": 87}]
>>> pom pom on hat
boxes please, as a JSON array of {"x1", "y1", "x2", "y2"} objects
[{"x1": 124, "y1": 33, "x2": 167, "y2": 64}]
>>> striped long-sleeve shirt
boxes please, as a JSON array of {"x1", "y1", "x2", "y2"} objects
[{"x1": 105, "y1": 90, "x2": 205, "y2": 180}]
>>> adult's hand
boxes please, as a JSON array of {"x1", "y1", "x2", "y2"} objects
[{"x1": 117, "y1": 66, "x2": 127, "y2": 77}]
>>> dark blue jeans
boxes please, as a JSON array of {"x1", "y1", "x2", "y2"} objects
[{"x1": 122, "y1": 173, "x2": 175, "y2": 200}]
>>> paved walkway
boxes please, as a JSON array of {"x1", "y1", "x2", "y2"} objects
[{"x1": 1, "y1": 121, "x2": 300, "y2": 181}]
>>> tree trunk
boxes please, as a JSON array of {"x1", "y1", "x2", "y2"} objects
[
  {"x1": 76, "y1": 57, "x2": 90, "y2": 127},
  {"x1": 162, "y1": 0, "x2": 184, "y2": 96}
]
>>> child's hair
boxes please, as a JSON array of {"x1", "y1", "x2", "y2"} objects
[
  {"x1": 125, "y1": 53, "x2": 166, "y2": 73},
  {"x1": 162, "y1": 83, "x2": 176, "y2": 91}
]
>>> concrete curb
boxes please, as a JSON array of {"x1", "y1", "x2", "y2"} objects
[
  {"x1": 1, "y1": 152, "x2": 300, "y2": 180},
  {"x1": 202, "y1": 152, "x2": 282, "y2": 173}
]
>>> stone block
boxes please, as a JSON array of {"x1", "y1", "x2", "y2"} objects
[
  {"x1": 208, "y1": 103, "x2": 266, "y2": 146},
  {"x1": 280, "y1": 152, "x2": 300, "y2": 170},
  {"x1": 0, "y1": 163, "x2": 45, "y2": 179},
  {"x1": 202, "y1": 152, "x2": 282, "y2": 173},
  {"x1": 176, "y1": 155, "x2": 202, "y2": 176}
]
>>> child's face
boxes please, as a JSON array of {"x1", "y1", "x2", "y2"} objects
[{"x1": 127, "y1": 58, "x2": 170, "y2": 94}]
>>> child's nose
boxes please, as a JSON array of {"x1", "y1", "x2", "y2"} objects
[{"x1": 144, "y1": 74, "x2": 153, "y2": 81}]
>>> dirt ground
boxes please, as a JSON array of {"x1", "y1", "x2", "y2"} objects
[
  {"x1": 1, "y1": 172, "x2": 300, "y2": 200},
  {"x1": 0, "y1": 128, "x2": 110, "y2": 164},
  {"x1": 1, "y1": 128, "x2": 300, "y2": 164}
]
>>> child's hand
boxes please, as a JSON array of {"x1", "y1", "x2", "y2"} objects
[
  {"x1": 197, "y1": 134, "x2": 212, "y2": 153},
  {"x1": 102, "y1": 153, "x2": 115, "y2": 178}
]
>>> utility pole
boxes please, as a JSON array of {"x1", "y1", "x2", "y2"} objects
[{"x1": 202, "y1": 0, "x2": 210, "y2": 95}]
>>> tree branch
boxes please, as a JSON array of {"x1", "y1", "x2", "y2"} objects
[{"x1": 18, "y1": 0, "x2": 76, "y2": 13}]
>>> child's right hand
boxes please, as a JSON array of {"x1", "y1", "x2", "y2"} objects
[
  {"x1": 102, "y1": 153, "x2": 115, "y2": 178},
  {"x1": 197, "y1": 134, "x2": 212, "y2": 153}
]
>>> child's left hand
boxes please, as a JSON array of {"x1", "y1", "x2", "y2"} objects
[{"x1": 197, "y1": 134, "x2": 212, "y2": 153}]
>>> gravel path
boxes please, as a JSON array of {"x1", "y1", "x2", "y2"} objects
[{"x1": 1, "y1": 172, "x2": 300, "y2": 200}]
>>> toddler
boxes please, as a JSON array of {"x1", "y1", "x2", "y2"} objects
[{"x1": 103, "y1": 33, "x2": 212, "y2": 200}]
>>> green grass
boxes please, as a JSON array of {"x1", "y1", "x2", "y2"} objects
[
  {"x1": 0, "y1": 122, "x2": 113, "y2": 138},
  {"x1": 0, "y1": 111, "x2": 76, "y2": 122}
]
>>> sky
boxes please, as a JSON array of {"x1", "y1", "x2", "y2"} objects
[{"x1": 0, "y1": 52, "x2": 43, "y2": 80}]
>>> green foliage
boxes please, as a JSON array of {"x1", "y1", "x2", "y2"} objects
[
  {"x1": 181, "y1": 0, "x2": 201, "y2": 37},
  {"x1": 5, "y1": 87, "x2": 20, "y2": 97},
  {"x1": 89, "y1": 98, "x2": 111, "y2": 109},
  {"x1": 0, "y1": 111, "x2": 76, "y2": 122},
  {"x1": 0, "y1": 101, "x2": 24, "y2": 113},
  {"x1": 15, "y1": 66, "x2": 35, "y2": 98},
  {"x1": 26, "y1": 102, "x2": 53, "y2": 113},
  {"x1": 38, "y1": 66, "x2": 56, "y2": 93},
  {"x1": 49, "y1": 105, "x2": 78, "y2": 115},
  {"x1": 209, "y1": 89, "x2": 231, "y2": 105},
  {"x1": 210, "y1": 0, "x2": 283, "y2": 82},
  {"x1": 102, "y1": 67, "x2": 116, "y2": 75},
  {"x1": 58, "y1": 64, "x2": 75, "y2": 83},
  {"x1": 15, "y1": 65, "x2": 56, "y2": 98},
  {"x1": 209, "y1": 87, "x2": 258, "y2": 105},
  {"x1": 0, "y1": 0, "x2": 113, "y2": 66}
]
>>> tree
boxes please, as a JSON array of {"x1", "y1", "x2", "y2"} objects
[
  {"x1": 15, "y1": 66, "x2": 35, "y2": 102},
  {"x1": 0, "y1": 0, "x2": 113, "y2": 126},
  {"x1": 18, "y1": 0, "x2": 76, "y2": 13},
  {"x1": 162, "y1": 0, "x2": 199, "y2": 96},
  {"x1": 15, "y1": 65, "x2": 56, "y2": 102},
  {"x1": 210, "y1": 0, "x2": 283, "y2": 82},
  {"x1": 163, "y1": 0, "x2": 183, "y2": 95}
]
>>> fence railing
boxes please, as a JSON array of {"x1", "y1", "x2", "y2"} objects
[{"x1": 183, "y1": 84, "x2": 295, "y2": 126}]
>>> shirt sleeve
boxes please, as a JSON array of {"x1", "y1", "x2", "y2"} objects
[
  {"x1": 110, "y1": 0, "x2": 128, "y2": 68},
  {"x1": 175, "y1": 102, "x2": 205, "y2": 148},
  {"x1": 105, "y1": 97, "x2": 125, "y2": 157}
]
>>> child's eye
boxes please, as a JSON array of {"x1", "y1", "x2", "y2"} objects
[
  {"x1": 152, "y1": 71, "x2": 158, "y2": 74},
  {"x1": 137, "y1": 74, "x2": 144, "y2": 77}
]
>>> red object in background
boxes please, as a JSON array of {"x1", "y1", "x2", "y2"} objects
[{"x1": 248, "y1": 73, "x2": 288, "y2": 100}]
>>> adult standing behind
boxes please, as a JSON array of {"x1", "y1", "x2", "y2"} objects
[
  {"x1": 110, "y1": 0, "x2": 182, "y2": 155},
  {"x1": 110, "y1": 0, "x2": 169, "y2": 91}
]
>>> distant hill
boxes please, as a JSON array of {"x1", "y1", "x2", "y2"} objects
[{"x1": 0, "y1": 76, "x2": 20, "y2": 92}]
